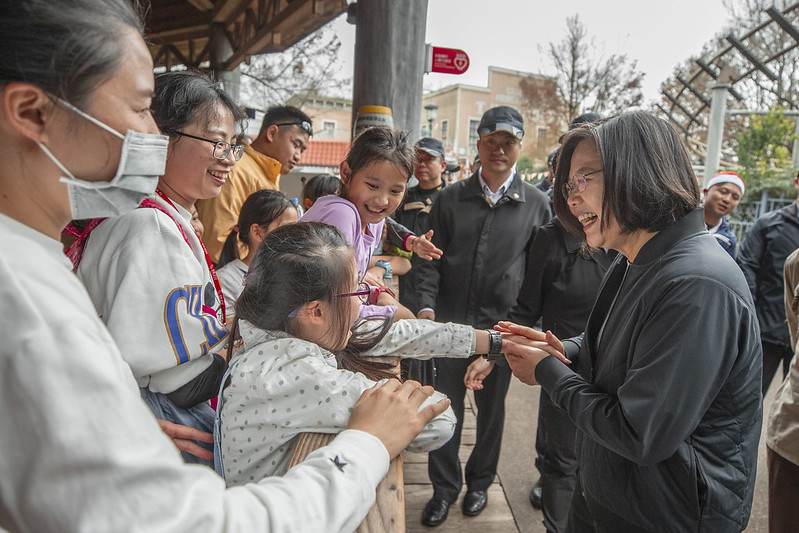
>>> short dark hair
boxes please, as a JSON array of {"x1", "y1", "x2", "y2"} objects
[
  {"x1": 302, "y1": 174, "x2": 342, "y2": 205},
  {"x1": 218, "y1": 190, "x2": 295, "y2": 268},
  {"x1": 553, "y1": 111, "x2": 699, "y2": 238},
  {"x1": 151, "y1": 70, "x2": 248, "y2": 137},
  {"x1": 259, "y1": 105, "x2": 312, "y2": 135},
  {"x1": 344, "y1": 127, "x2": 416, "y2": 183},
  {"x1": 1, "y1": 0, "x2": 145, "y2": 108}
]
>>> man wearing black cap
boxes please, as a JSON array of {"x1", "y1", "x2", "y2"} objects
[{"x1": 415, "y1": 106, "x2": 551, "y2": 526}]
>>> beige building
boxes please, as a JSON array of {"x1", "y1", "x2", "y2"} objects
[
  {"x1": 422, "y1": 66, "x2": 564, "y2": 177},
  {"x1": 273, "y1": 67, "x2": 562, "y2": 197}
]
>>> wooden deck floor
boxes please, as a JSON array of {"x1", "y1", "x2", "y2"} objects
[{"x1": 403, "y1": 391, "x2": 519, "y2": 532}]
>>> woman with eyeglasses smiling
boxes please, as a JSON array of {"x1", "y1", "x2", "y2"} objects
[
  {"x1": 74, "y1": 70, "x2": 248, "y2": 466},
  {"x1": 472, "y1": 112, "x2": 762, "y2": 531}
]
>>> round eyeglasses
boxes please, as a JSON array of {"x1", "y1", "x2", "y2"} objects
[
  {"x1": 562, "y1": 168, "x2": 603, "y2": 198},
  {"x1": 170, "y1": 131, "x2": 245, "y2": 161}
]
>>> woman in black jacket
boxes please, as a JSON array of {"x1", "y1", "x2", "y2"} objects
[{"x1": 483, "y1": 112, "x2": 762, "y2": 532}]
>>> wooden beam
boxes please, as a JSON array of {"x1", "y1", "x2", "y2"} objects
[
  {"x1": 766, "y1": 5, "x2": 799, "y2": 44},
  {"x1": 186, "y1": 0, "x2": 214, "y2": 10},
  {"x1": 726, "y1": 34, "x2": 778, "y2": 81},
  {"x1": 662, "y1": 90, "x2": 704, "y2": 127}
]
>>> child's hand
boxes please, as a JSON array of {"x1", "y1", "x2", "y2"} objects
[
  {"x1": 464, "y1": 357, "x2": 494, "y2": 390},
  {"x1": 363, "y1": 270, "x2": 385, "y2": 288},
  {"x1": 410, "y1": 230, "x2": 442, "y2": 261},
  {"x1": 157, "y1": 419, "x2": 213, "y2": 461}
]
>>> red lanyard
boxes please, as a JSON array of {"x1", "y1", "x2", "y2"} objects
[{"x1": 144, "y1": 189, "x2": 227, "y2": 324}]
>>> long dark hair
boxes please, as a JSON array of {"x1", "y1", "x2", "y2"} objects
[
  {"x1": 1, "y1": 0, "x2": 144, "y2": 108},
  {"x1": 218, "y1": 190, "x2": 295, "y2": 268},
  {"x1": 553, "y1": 111, "x2": 699, "y2": 239},
  {"x1": 231, "y1": 222, "x2": 396, "y2": 380}
]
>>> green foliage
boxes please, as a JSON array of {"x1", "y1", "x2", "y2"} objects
[
  {"x1": 516, "y1": 155, "x2": 534, "y2": 174},
  {"x1": 735, "y1": 106, "x2": 797, "y2": 199}
]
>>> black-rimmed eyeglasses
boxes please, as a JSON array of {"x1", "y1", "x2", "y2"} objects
[
  {"x1": 169, "y1": 131, "x2": 245, "y2": 161},
  {"x1": 288, "y1": 282, "x2": 371, "y2": 318},
  {"x1": 275, "y1": 121, "x2": 313, "y2": 136},
  {"x1": 562, "y1": 168, "x2": 603, "y2": 198}
]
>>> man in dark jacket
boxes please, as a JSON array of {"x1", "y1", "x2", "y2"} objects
[
  {"x1": 737, "y1": 175, "x2": 799, "y2": 395},
  {"x1": 415, "y1": 106, "x2": 551, "y2": 526},
  {"x1": 392, "y1": 137, "x2": 447, "y2": 316}
]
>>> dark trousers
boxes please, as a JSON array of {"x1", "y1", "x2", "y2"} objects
[
  {"x1": 768, "y1": 446, "x2": 799, "y2": 533},
  {"x1": 427, "y1": 357, "x2": 512, "y2": 502},
  {"x1": 762, "y1": 340, "x2": 793, "y2": 396},
  {"x1": 567, "y1": 475, "x2": 653, "y2": 533},
  {"x1": 535, "y1": 388, "x2": 578, "y2": 533}
]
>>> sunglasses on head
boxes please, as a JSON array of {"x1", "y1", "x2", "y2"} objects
[{"x1": 275, "y1": 121, "x2": 313, "y2": 136}]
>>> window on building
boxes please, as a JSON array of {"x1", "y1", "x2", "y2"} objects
[
  {"x1": 441, "y1": 119, "x2": 449, "y2": 141},
  {"x1": 322, "y1": 120, "x2": 336, "y2": 138},
  {"x1": 537, "y1": 127, "x2": 547, "y2": 149},
  {"x1": 468, "y1": 119, "x2": 480, "y2": 151}
]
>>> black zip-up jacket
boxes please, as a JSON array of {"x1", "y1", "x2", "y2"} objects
[
  {"x1": 737, "y1": 201, "x2": 799, "y2": 347},
  {"x1": 391, "y1": 182, "x2": 445, "y2": 314},
  {"x1": 509, "y1": 217, "x2": 616, "y2": 338},
  {"x1": 537, "y1": 209, "x2": 762, "y2": 532},
  {"x1": 415, "y1": 172, "x2": 551, "y2": 328}
]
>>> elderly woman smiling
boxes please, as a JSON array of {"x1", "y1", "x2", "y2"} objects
[{"x1": 469, "y1": 111, "x2": 762, "y2": 532}]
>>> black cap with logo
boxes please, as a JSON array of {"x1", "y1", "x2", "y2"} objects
[{"x1": 478, "y1": 106, "x2": 524, "y2": 140}]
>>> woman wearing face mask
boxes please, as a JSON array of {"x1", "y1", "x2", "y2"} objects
[
  {"x1": 72, "y1": 70, "x2": 245, "y2": 465},
  {"x1": 0, "y1": 1, "x2": 449, "y2": 531}
]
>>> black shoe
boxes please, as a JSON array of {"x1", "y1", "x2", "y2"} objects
[
  {"x1": 462, "y1": 490, "x2": 488, "y2": 516},
  {"x1": 422, "y1": 498, "x2": 451, "y2": 527},
  {"x1": 529, "y1": 478, "x2": 543, "y2": 509}
]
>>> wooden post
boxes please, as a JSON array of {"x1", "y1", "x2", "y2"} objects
[
  {"x1": 351, "y1": 0, "x2": 429, "y2": 139},
  {"x1": 289, "y1": 432, "x2": 406, "y2": 532},
  {"x1": 210, "y1": 22, "x2": 241, "y2": 102}
]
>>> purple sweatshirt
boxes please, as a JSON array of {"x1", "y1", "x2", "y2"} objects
[{"x1": 301, "y1": 195, "x2": 395, "y2": 318}]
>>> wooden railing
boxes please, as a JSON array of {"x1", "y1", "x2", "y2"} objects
[{"x1": 288, "y1": 432, "x2": 406, "y2": 532}]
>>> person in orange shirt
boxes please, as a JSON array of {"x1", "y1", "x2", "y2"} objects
[{"x1": 197, "y1": 105, "x2": 312, "y2": 262}]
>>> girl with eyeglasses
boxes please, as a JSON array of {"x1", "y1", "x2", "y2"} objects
[
  {"x1": 216, "y1": 222, "x2": 499, "y2": 485},
  {"x1": 74, "y1": 70, "x2": 247, "y2": 465}
]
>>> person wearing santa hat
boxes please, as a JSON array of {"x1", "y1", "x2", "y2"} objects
[{"x1": 703, "y1": 171, "x2": 744, "y2": 258}]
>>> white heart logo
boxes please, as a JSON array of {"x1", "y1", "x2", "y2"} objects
[{"x1": 453, "y1": 53, "x2": 468, "y2": 72}]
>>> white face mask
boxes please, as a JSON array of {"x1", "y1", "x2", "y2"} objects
[{"x1": 37, "y1": 99, "x2": 169, "y2": 219}]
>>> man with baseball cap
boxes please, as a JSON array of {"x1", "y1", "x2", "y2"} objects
[
  {"x1": 703, "y1": 171, "x2": 744, "y2": 258},
  {"x1": 392, "y1": 138, "x2": 448, "y2": 317},
  {"x1": 415, "y1": 106, "x2": 551, "y2": 526}
]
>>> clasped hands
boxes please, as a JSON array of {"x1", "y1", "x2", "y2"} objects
[{"x1": 464, "y1": 321, "x2": 571, "y2": 389}]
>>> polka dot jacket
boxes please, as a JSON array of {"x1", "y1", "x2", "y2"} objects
[{"x1": 219, "y1": 319, "x2": 475, "y2": 486}]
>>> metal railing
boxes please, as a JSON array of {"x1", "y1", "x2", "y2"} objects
[{"x1": 727, "y1": 191, "x2": 795, "y2": 245}]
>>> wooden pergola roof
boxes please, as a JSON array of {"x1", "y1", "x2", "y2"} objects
[{"x1": 146, "y1": 0, "x2": 347, "y2": 71}]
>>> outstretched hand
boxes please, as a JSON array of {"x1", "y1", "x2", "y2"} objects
[
  {"x1": 495, "y1": 322, "x2": 570, "y2": 386},
  {"x1": 348, "y1": 379, "x2": 450, "y2": 459},
  {"x1": 411, "y1": 230, "x2": 442, "y2": 261},
  {"x1": 157, "y1": 419, "x2": 214, "y2": 461},
  {"x1": 464, "y1": 357, "x2": 494, "y2": 390}
]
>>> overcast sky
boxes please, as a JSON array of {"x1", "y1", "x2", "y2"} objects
[{"x1": 329, "y1": 0, "x2": 738, "y2": 104}]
